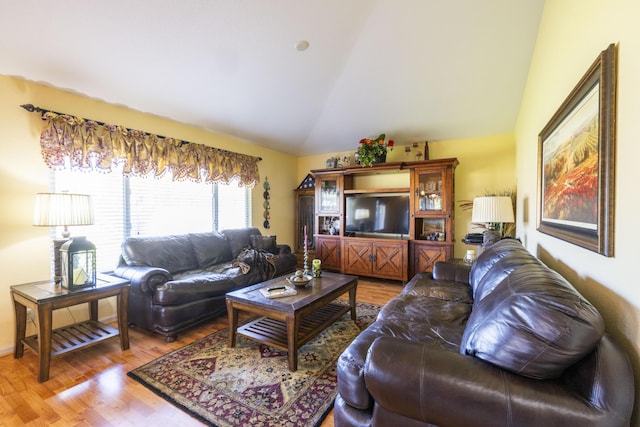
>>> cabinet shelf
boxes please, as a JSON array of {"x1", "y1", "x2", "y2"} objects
[
  {"x1": 311, "y1": 158, "x2": 458, "y2": 175},
  {"x1": 343, "y1": 187, "x2": 410, "y2": 195}
]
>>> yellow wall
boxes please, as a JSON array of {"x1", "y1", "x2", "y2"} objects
[
  {"x1": 297, "y1": 134, "x2": 516, "y2": 258},
  {"x1": 516, "y1": 0, "x2": 639, "y2": 423},
  {"x1": 429, "y1": 134, "x2": 516, "y2": 257},
  {"x1": 6, "y1": 5, "x2": 638, "y2": 419},
  {"x1": 0, "y1": 75, "x2": 296, "y2": 354}
]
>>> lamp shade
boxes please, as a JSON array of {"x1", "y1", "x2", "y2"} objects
[
  {"x1": 33, "y1": 193, "x2": 94, "y2": 229},
  {"x1": 471, "y1": 196, "x2": 514, "y2": 224}
]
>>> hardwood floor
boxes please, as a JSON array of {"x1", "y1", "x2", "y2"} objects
[{"x1": 0, "y1": 278, "x2": 403, "y2": 426}]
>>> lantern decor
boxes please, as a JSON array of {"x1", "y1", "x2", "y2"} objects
[
  {"x1": 60, "y1": 236, "x2": 97, "y2": 290},
  {"x1": 33, "y1": 192, "x2": 95, "y2": 282}
]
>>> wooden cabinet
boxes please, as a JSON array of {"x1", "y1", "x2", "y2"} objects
[
  {"x1": 294, "y1": 174, "x2": 316, "y2": 268},
  {"x1": 316, "y1": 236, "x2": 341, "y2": 271},
  {"x1": 409, "y1": 158, "x2": 458, "y2": 274},
  {"x1": 294, "y1": 189, "x2": 315, "y2": 268},
  {"x1": 314, "y1": 173, "x2": 352, "y2": 239},
  {"x1": 410, "y1": 241, "x2": 450, "y2": 277},
  {"x1": 310, "y1": 158, "x2": 457, "y2": 282},
  {"x1": 343, "y1": 238, "x2": 408, "y2": 281}
]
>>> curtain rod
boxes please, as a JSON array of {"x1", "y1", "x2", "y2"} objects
[{"x1": 20, "y1": 104, "x2": 262, "y2": 161}]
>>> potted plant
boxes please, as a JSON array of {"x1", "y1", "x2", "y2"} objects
[{"x1": 356, "y1": 134, "x2": 394, "y2": 167}]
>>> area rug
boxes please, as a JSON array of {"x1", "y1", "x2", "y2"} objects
[{"x1": 128, "y1": 301, "x2": 380, "y2": 427}]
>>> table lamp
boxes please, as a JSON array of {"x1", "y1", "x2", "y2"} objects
[
  {"x1": 33, "y1": 192, "x2": 95, "y2": 286},
  {"x1": 471, "y1": 196, "x2": 514, "y2": 248}
]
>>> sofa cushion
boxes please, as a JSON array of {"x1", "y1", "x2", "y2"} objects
[
  {"x1": 153, "y1": 273, "x2": 239, "y2": 305},
  {"x1": 460, "y1": 263, "x2": 605, "y2": 380},
  {"x1": 188, "y1": 231, "x2": 233, "y2": 268},
  {"x1": 250, "y1": 234, "x2": 278, "y2": 253},
  {"x1": 403, "y1": 275, "x2": 473, "y2": 304},
  {"x1": 221, "y1": 227, "x2": 262, "y2": 257},
  {"x1": 121, "y1": 235, "x2": 198, "y2": 274}
]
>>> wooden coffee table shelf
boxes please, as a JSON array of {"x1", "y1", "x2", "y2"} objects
[
  {"x1": 226, "y1": 271, "x2": 358, "y2": 371},
  {"x1": 237, "y1": 301, "x2": 351, "y2": 352}
]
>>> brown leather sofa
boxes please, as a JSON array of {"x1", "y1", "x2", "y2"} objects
[
  {"x1": 335, "y1": 239, "x2": 635, "y2": 426},
  {"x1": 113, "y1": 227, "x2": 297, "y2": 341}
]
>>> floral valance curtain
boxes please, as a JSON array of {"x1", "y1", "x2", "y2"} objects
[{"x1": 36, "y1": 110, "x2": 260, "y2": 187}]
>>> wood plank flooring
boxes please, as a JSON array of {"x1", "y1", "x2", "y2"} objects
[{"x1": 0, "y1": 277, "x2": 403, "y2": 427}]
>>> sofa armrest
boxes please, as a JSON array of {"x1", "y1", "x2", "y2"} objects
[
  {"x1": 432, "y1": 260, "x2": 471, "y2": 284},
  {"x1": 364, "y1": 336, "x2": 621, "y2": 427},
  {"x1": 113, "y1": 264, "x2": 172, "y2": 296}
]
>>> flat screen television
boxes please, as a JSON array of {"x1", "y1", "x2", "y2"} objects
[{"x1": 345, "y1": 192, "x2": 410, "y2": 239}]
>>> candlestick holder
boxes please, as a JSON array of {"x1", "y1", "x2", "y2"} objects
[
  {"x1": 303, "y1": 246, "x2": 309, "y2": 276},
  {"x1": 303, "y1": 226, "x2": 310, "y2": 276}
]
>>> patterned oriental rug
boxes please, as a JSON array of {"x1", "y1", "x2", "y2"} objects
[{"x1": 128, "y1": 301, "x2": 381, "y2": 427}]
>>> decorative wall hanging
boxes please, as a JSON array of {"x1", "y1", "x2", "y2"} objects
[
  {"x1": 297, "y1": 174, "x2": 315, "y2": 190},
  {"x1": 21, "y1": 104, "x2": 261, "y2": 187},
  {"x1": 263, "y1": 177, "x2": 270, "y2": 229},
  {"x1": 537, "y1": 44, "x2": 617, "y2": 256}
]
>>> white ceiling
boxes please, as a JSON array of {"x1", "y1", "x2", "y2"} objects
[{"x1": 0, "y1": 0, "x2": 544, "y2": 156}]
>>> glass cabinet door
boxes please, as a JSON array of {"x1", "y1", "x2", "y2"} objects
[
  {"x1": 318, "y1": 175, "x2": 340, "y2": 214},
  {"x1": 415, "y1": 171, "x2": 444, "y2": 214},
  {"x1": 297, "y1": 193, "x2": 315, "y2": 251}
]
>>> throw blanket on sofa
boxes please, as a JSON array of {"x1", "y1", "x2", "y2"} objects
[{"x1": 233, "y1": 248, "x2": 277, "y2": 281}]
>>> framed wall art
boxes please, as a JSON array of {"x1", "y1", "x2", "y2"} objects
[{"x1": 537, "y1": 44, "x2": 617, "y2": 256}]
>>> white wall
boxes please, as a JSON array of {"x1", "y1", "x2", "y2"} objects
[{"x1": 516, "y1": 1, "x2": 639, "y2": 423}]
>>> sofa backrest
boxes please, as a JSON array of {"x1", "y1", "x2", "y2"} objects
[
  {"x1": 220, "y1": 227, "x2": 262, "y2": 258},
  {"x1": 461, "y1": 239, "x2": 605, "y2": 380},
  {"x1": 188, "y1": 231, "x2": 233, "y2": 268},
  {"x1": 469, "y1": 239, "x2": 543, "y2": 302},
  {"x1": 121, "y1": 234, "x2": 199, "y2": 274}
]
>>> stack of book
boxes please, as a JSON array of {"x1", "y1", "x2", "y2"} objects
[{"x1": 259, "y1": 285, "x2": 298, "y2": 299}]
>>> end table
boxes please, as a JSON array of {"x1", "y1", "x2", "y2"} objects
[{"x1": 11, "y1": 273, "x2": 130, "y2": 382}]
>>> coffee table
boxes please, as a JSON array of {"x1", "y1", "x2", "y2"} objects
[{"x1": 226, "y1": 271, "x2": 358, "y2": 371}]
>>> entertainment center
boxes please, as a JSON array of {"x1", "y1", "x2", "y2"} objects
[{"x1": 310, "y1": 158, "x2": 458, "y2": 281}]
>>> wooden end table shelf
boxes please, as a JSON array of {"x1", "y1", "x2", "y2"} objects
[
  {"x1": 226, "y1": 271, "x2": 358, "y2": 371},
  {"x1": 23, "y1": 320, "x2": 120, "y2": 358},
  {"x1": 11, "y1": 273, "x2": 130, "y2": 382}
]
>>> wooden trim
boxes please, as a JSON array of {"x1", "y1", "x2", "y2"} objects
[{"x1": 343, "y1": 187, "x2": 410, "y2": 194}]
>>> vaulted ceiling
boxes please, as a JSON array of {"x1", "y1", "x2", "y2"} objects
[{"x1": 0, "y1": 0, "x2": 544, "y2": 156}]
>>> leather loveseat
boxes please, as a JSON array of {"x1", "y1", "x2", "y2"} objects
[
  {"x1": 113, "y1": 227, "x2": 297, "y2": 341},
  {"x1": 335, "y1": 239, "x2": 634, "y2": 427}
]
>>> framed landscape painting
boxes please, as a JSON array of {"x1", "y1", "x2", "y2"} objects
[{"x1": 537, "y1": 44, "x2": 617, "y2": 256}]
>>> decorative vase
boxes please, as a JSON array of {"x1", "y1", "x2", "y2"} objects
[{"x1": 374, "y1": 151, "x2": 387, "y2": 164}]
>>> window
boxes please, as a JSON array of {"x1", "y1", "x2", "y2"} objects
[{"x1": 52, "y1": 168, "x2": 251, "y2": 272}]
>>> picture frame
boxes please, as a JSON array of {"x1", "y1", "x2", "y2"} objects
[
  {"x1": 421, "y1": 218, "x2": 444, "y2": 241},
  {"x1": 537, "y1": 44, "x2": 617, "y2": 256}
]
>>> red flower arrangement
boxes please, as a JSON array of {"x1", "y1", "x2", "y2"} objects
[{"x1": 357, "y1": 134, "x2": 394, "y2": 167}]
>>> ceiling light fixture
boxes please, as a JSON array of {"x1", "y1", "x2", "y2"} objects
[{"x1": 295, "y1": 40, "x2": 309, "y2": 51}]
